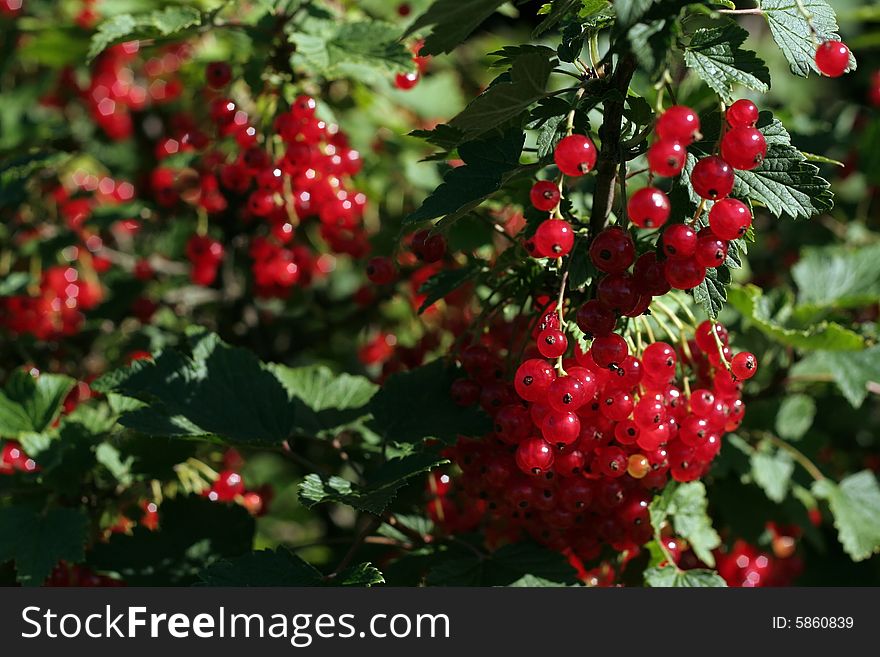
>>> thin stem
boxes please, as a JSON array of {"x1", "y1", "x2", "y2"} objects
[
  {"x1": 327, "y1": 515, "x2": 382, "y2": 579},
  {"x1": 555, "y1": 267, "x2": 570, "y2": 375},
  {"x1": 639, "y1": 315, "x2": 656, "y2": 343},
  {"x1": 761, "y1": 432, "x2": 826, "y2": 482},
  {"x1": 717, "y1": 8, "x2": 763, "y2": 16},
  {"x1": 710, "y1": 319, "x2": 732, "y2": 372}
]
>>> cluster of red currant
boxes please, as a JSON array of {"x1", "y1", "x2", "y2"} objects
[{"x1": 715, "y1": 528, "x2": 804, "y2": 587}]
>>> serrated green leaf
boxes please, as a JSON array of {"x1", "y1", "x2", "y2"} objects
[
  {"x1": 791, "y1": 243, "x2": 880, "y2": 312},
  {"x1": 88, "y1": 7, "x2": 202, "y2": 61},
  {"x1": 0, "y1": 507, "x2": 87, "y2": 586},
  {"x1": 691, "y1": 263, "x2": 730, "y2": 319},
  {"x1": 751, "y1": 446, "x2": 795, "y2": 502},
  {"x1": 449, "y1": 51, "x2": 554, "y2": 142},
  {"x1": 760, "y1": 0, "x2": 856, "y2": 77},
  {"x1": 95, "y1": 442, "x2": 133, "y2": 486},
  {"x1": 418, "y1": 264, "x2": 481, "y2": 314},
  {"x1": 650, "y1": 481, "x2": 720, "y2": 567},
  {"x1": 404, "y1": 0, "x2": 510, "y2": 56},
  {"x1": 199, "y1": 548, "x2": 384, "y2": 587},
  {"x1": 0, "y1": 272, "x2": 32, "y2": 296},
  {"x1": 406, "y1": 130, "x2": 525, "y2": 225},
  {"x1": 533, "y1": 0, "x2": 581, "y2": 37},
  {"x1": 790, "y1": 347, "x2": 880, "y2": 408},
  {"x1": 775, "y1": 394, "x2": 816, "y2": 441},
  {"x1": 684, "y1": 22, "x2": 770, "y2": 102},
  {"x1": 0, "y1": 371, "x2": 75, "y2": 439},
  {"x1": 813, "y1": 471, "x2": 880, "y2": 562},
  {"x1": 299, "y1": 451, "x2": 448, "y2": 514},
  {"x1": 367, "y1": 359, "x2": 492, "y2": 443},
  {"x1": 644, "y1": 565, "x2": 727, "y2": 587},
  {"x1": 727, "y1": 284, "x2": 865, "y2": 351}
]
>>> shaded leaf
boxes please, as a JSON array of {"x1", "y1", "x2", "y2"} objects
[
  {"x1": 684, "y1": 22, "x2": 770, "y2": 102},
  {"x1": 813, "y1": 471, "x2": 880, "y2": 562},
  {"x1": 0, "y1": 507, "x2": 87, "y2": 586}
]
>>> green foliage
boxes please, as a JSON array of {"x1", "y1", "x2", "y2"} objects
[
  {"x1": 417, "y1": 264, "x2": 482, "y2": 313},
  {"x1": 791, "y1": 243, "x2": 880, "y2": 312},
  {"x1": 0, "y1": 507, "x2": 88, "y2": 586},
  {"x1": 0, "y1": 371, "x2": 74, "y2": 441},
  {"x1": 775, "y1": 394, "x2": 816, "y2": 441},
  {"x1": 684, "y1": 22, "x2": 770, "y2": 102},
  {"x1": 790, "y1": 347, "x2": 880, "y2": 408},
  {"x1": 200, "y1": 548, "x2": 384, "y2": 586},
  {"x1": 88, "y1": 6, "x2": 203, "y2": 61},
  {"x1": 405, "y1": 0, "x2": 512, "y2": 55},
  {"x1": 650, "y1": 481, "x2": 721, "y2": 567},
  {"x1": 644, "y1": 565, "x2": 727, "y2": 587},
  {"x1": 426, "y1": 542, "x2": 579, "y2": 586},
  {"x1": 751, "y1": 443, "x2": 795, "y2": 503},
  {"x1": 813, "y1": 471, "x2": 880, "y2": 562}
]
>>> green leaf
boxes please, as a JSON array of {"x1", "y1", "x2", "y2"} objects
[
  {"x1": 368, "y1": 359, "x2": 492, "y2": 444},
  {"x1": 87, "y1": 495, "x2": 254, "y2": 585},
  {"x1": 751, "y1": 445, "x2": 795, "y2": 503},
  {"x1": 98, "y1": 333, "x2": 297, "y2": 445},
  {"x1": 88, "y1": 7, "x2": 203, "y2": 61},
  {"x1": 684, "y1": 22, "x2": 770, "y2": 102},
  {"x1": 0, "y1": 507, "x2": 87, "y2": 586},
  {"x1": 790, "y1": 347, "x2": 880, "y2": 408},
  {"x1": 0, "y1": 272, "x2": 32, "y2": 296},
  {"x1": 0, "y1": 371, "x2": 75, "y2": 440},
  {"x1": 427, "y1": 542, "x2": 578, "y2": 586},
  {"x1": 775, "y1": 394, "x2": 816, "y2": 441},
  {"x1": 508, "y1": 574, "x2": 574, "y2": 587},
  {"x1": 727, "y1": 284, "x2": 865, "y2": 351},
  {"x1": 449, "y1": 51, "x2": 554, "y2": 143},
  {"x1": 760, "y1": 0, "x2": 855, "y2": 77},
  {"x1": 813, "y1": 471, "x2": 880, "y2": 562},
  {"x1": 650, "y1": 481, "x2": 721, "y2": 567},
  {"x1": 418, "y1": 264, "x2": 481, "y2": 313},
  {"x1": 791, "y1": 243, "x2": 880, "y2": 312},
  {"x1": 299, "y1": 450, "x2": 448, "y2": 514},
  {"x1": 270, "y1": 364, "x2": 378, "y2": 438},
  {"x1": 691, "y1": 263, "x2": 730, "y2": 319},
  {"x1": 406, "y1": 130, "x2": 525, "y2": 225},
  {"x1": 404, "y1": 0, "x2": 510, "y2": 56},
  {"x1": 290, "y1": 18, "x2": 412, "y2": 82},
  {"x1": 199, "y1": 548, "x2": 384, "y2": 587},
  {"x1": 644, "y1": 565, "x2": 727, "y2": 587}
]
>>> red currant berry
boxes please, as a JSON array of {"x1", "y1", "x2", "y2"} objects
[
  {"x1": 537, "y1": 327, "x2": 568, "y2": 359},
  {"x1": 546, "y1": 375, "x2": 589, "y2": 412},
  {"x1": 494, "y1": 404, "x2": 532, "y2": 444},
  {"x1": 695, "y1": 320, "x2": 729, "y2": 352},
  {"x1": 366, "y1": 256, "x2": 397, "y2": 285},
  {"x1": 595, "y1": 446, "x2": 628, "y2": 478},
  {"x1": 395, "y1": 71, "x2": 421, "y2": 90},
  {"x1": 206, "y1": 62, "x2": 232, "y2": 89},
  {"x1": 656, "y1": 106, "x2": 701, "y2": 144},
  {"x1": 694, "y1": 229, "x2": 729, "y2": 269},
  {"x1": 642, "y1": 341, "x2": 677, "y2": 378},
  {"x1": 634, "y1": 397, "x2": 667, "y2": 430},
  {"x1": 558, "y1": 477, "x2": 593, "y2": 510},
  {"x1": 689, "y1": 388, "x2": 716, "y2": 416},
  {"x1": 633, "y1": 252, "x2": 671, "y2": 297},
  {"x1": 542, "y1": 411, "x2": 581, "y2": 448},
  {"x1": 597, "y1": 273, "x2": 639, "y2": 315},
  {"x1": 815, "y1": 40, "x2": 851, "y2": 78},
  {"x1": 709, "y1": 198, "x2": 752, "y2": 241},
  {"x1": 534, "y1": 218, "x2": 575, "y2": 257},
  {"x1": 647, "y1": 140, "x2": 687, "y2": 177},
  {"x1": 664, "y1": 257, "x2": 706, "y2": 290},
  {"x1": 516, "y1": 437, "x2": 555, "y2": 476},
  {"x1": 554, "y1": 134, "x2": 597, "y2": 176},
  {"x1": 628, "y1": 187, "x2": 671, "y2": 229},
  {"x1": 589, "y1": 226, "x2": 635, "y2": 273},
  {"x1": 726, "y1": 99, "x2": 759, "y2": 128},
  {"x1": 599, "y1": 390, "x2": 634, "y2": 422},
  {"x1": 514, "y1": 358, "x2": 556, "y2": 401},
  {"x1": 691, "y1": 156, "x2": 735, "y2": 200},
  {"x1": 576, "y1": 299, "x2": 617, "y2": 338},
  {"x1": 411, "y1": 229, "x2": 447, "y2": 263},
  {"x1": 662, "y1": 223, "x2": 697, "y2": 260},
  {"x1": 590, "y1": 333, "x2": 628, "y2": 369},
  {"x1": 530, "y1": 180, "x2": 561, "y2": 211},
  {"x1": 721, "y1": 126, "x2": 767, "y2": 171},
  {"x1": 208, "y1": 470, "x2": 245, "y2": 502},
  {"x1": 731, "y1": 352, "x2": 758, "y2": 380},
  {"x1": 614, "y1": 419, "x2": 641, "y2": 445}
]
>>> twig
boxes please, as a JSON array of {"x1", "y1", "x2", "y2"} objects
[{"x1": 327, "y1": 515, "x2": 382, "y2": 579}]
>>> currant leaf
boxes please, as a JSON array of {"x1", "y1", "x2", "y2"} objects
[
  {"x1": 684, "y1": 22, "x2": 771, "y2": 102},
  {"x1": 751, "y1": 443, "x2": 795, "y2": 503},
  {"x1": 775, "y1": 394, "x2": 817, "y2": 442},
  {"x1": 0, "y1": 370, "x2": 75, "y2": 440},
  {"x1": 650, "y1": 481, "x2": 721, "y2": 567},
  {"x1": 644, "y1": 565, "x2": 727, "y2": 587},
  {"x1": 813, "y1": 471, "x2": 880, "y2": 562},
  {"x1": 791, "y1": 242, "x2": 880, "y2": 312},
  {"x1": 0, "y1": 507, "x2": 87, "y2": 586},
  {"x1": 404, "y1": 0, "x2": 512, "y2": 56},
  {"x1": 789, "y1": 346, "x2": 880, "y2": 408}
]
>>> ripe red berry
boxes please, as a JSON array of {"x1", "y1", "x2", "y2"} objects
[
  {"x1": 206, "y1": 62, "x2": 232, "y2": 88},
  {"x1": 411, "y1": 229, "x2": 447, "y2": 263},
  {"x1": 663, "y1": 257, "x2": 706, "y2": 290},
  {"x1": 691, "y1": 156, "x2": 735, "y2": 200},
  {"x1": 628, "y1": 187, "x2": 671, "y2": 229},
  {"x1": 709, "y1": 198, "x2": 752, "y2": 240},
  {"x1": 633, "y1": 252, "x2": 671, "y2": 297},
  {"x1": 395, "y1": 71, "x2": 420, "y2": 90},
  {"x1": 590, "y1": 333, "x2": 628, "y2": 369},
  {"x1": 726, "y1": 99, "x2": 759, "y2": 128},
  {"x1": 554, "y1": 134, "x2": 597, "y2": 176},
  {"x1": 547, "y1": 375, "x2": 589, "y2": 412},
  {"x1": 576, "y1": 299, "x2": 617, "y2": 338},
  {"x1": 642, "y1": 341, "x2": 677, "y2": 379},
  {"x1": 589, "y1": 226, "x2": 635, "y2": 273},
  {"x1": 731, "y1": 352, "x2": 758, "y2": 380},
  {"x1": 541, "y1": 411, "x2": 581, "y2": 448},
  {"x1": 494, "y1": 404, "x2": 532, "y2": 443},
  {"x1": 530, "y1": 180, "x2": 561, "y2": 211},
  {"x1": 595, "y1": 446, "x2": 628, "y2": 478},
  {"x1": 815, "y1": 40, "x2": 851, "y2": 78},
  {"x1": 366, "y1": 256, "x2": 397, "y2": 285},
  {"x1": 662, "y1": 223, "x2": 697, "y2": 260},
  {"x1": 596, "y1": 273, "x2": 639, "y2": 315},
  {"x1": 647, "y1": 140, "x2": 687, "y2": 177},
  {"x1": 514, "y1": 358, "x2": 556, "y2": 401},
  {"x1": 534, "y1": 219, "x2": 575, "y2": 257},
  {"x1": 516, "y1": 437, "x2": 555, "y2": 475},
  {"x1": 695, "y1": 320, "x2": 729, "y2": 353},
  {"x1": 537, "y1": 327, "x2": 568, "y2": 358},
  {"x1": 694, "y1": 229, "x2": 729, "y2": 269},
  {"x1": 208, "y1": 470, "x2": 245, "y2": 502},
  {"x1": 656, "y1": 106, "x2": 701, "y2": 144},
  {"x1": 721, "y1": 126, "x2": 767, "y2": 171}
]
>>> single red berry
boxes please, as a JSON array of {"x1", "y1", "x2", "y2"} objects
[
  {"x1": 534, "y1": 218, "x2": 574, "y2": 257},
  {"x1": 395, "y1": 71, "x2": 421, "y2": 90},
  {"x1": 633, "y1": 398, "x2": 667, "y2": 430},
  {"x1": 664, "y1": 257, "x2": 706, "y2": 290},
  {"x1": 530, "y1": 180, "x2": 561, "y2": 211},
  {"x1": 541, "y1": 411, "x2": 581, "y2": 448},
  {"x1": 208, "y1": 470, "x2": 245, "y2": 502},
  {"x1": 516, "y1": 437, "x2": 555, "y2": 475},
  {"x1": 721, "y1": 126, "x2": 767, "y2": 171},
  {"x1": 590, "y1": 333, "x2": 628, "y2": 369},
  {"x1": 514, "y1": 358, "x2": 556, "y2": 401},
  {"x1": 642, "y1": 341, "x2": 677, "y2": 379},
  {"x1": 546, "y1": 375, "x2": 589, "y2": 412},
  {"x1": 599, "y1": 390, "x2": 634, "y2": 422},
  {"x1": 633, "y1": 252, "x2": 671, "y2": 297},
  {"x1": 695, "y1": 320, "x2": 729, "y2": 352},
  {"x1": 647, "y1": 140, "x2": 687, "y2": 177},
  {"x1": 206, "y1": 62, "x2": 232, "y2": 89},
  {"x1": 656, "y1": 105, "x2": 701, "y2": 144},
  {"x1": 662, "y1": 223, "x2": 697, "y2": 260},
  {"x1": 595, "y1": 446, "x2": 628, "y2": 478},
  {"x1": 576, "y1": 299, "x2": 617, "y2": 338},
  {"x1": 689, "y1": 388, "x2": 716, "y2": 416},
  {"x1": 815, "y1": 40, "x2": 850, "y2": 78},
  {"x1": 412, "y1": 229, "x2": 447, "y2": 262},
  {"x1": 494, "y1": 404, "x2": 532, "y2": 443},
  {"x1": 691, "y1": 156, "x2": 735, "y2": 200},
  {"x1": 614, "y1": 419, "x2": 641, "y2": 446},
  {"x1": 709, "y1": 198, "x2": 752, "y2": 240},
  {"x1": 694, "y1": 229, "x2": 729, "y2": 269},
  {"x1": 589, "y1": 226, "x2": 635, "y2": 273},
  {"x1": 537, "y1": 327, "x2": 568, "y2": 359},
  {"x1": 596, "y1": 272, "x2": 639, "y2": 315},
  {"x1": 726, "y1": 99, "x2": 759, "y2": 128},
  {"x1": 628, "y1": 187, "x2": 671, "y2": 229},
  {"x1": 554, "y1": 134, "x2": 598, "y2": 177},
  {"x1": 731, "y1": 352, "x2": 758, "y2": 380},
  {"x1": 366, "y1": 257, "x2": 397, "y2": 285}
]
